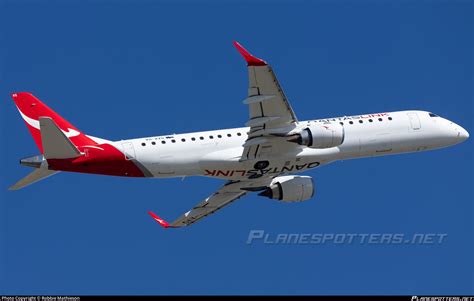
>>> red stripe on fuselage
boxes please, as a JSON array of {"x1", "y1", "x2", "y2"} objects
[{"x1": 47, "y1": 143, "x2": 145, "y2": 177}]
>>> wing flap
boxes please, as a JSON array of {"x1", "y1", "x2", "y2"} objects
[
  {"x1": 245, "y1": 116, "x2": 282, "y2": 127},
  {"x1": 246, "y1": 65, "x2": 297, "y2": 126},
  {"x1": 243, "y1": 95, "x2": 276, "y2": 105}
]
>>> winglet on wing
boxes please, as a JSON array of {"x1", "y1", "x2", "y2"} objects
[
  {"x1": 233, "y1": 41, "x2": 267, "y2": 66},
  {"x1": 148, "y1": 211, "x2": 172, "y2": 228}
]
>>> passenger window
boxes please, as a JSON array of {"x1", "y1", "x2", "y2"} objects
[
  {"x1": 151, "y1": 141, "x2": 156, "y2": 145},
  {"x1": 237, "y1": 133, "x2": 242, "y2": 136},
  {"x1": 340, "y1": 122, "x2": 344, "y2": 125},
  {"x1": 369, "y1": 119, "x2": 373, "y2": 122},
  {"x1": 378, "y1": 118, "x2": 383, "y2": 121},
  {"x1": 227, "y1": 134, "x2": 232, "y2": 137},
  {"x1": 161, "y1": 141, "x2": 166, "y2": 144},
  {"x1": 141, "y1": 143, "x2": 146, "y2": 146},
  {"x1": 200, "y1": 137, "x2": 204, "y2": 140},
  {"x1": 388, "y1": 117, "x2": 393, "y2": 121},
  {"x1": 209, "y1": 135, "x2": 214, "y2": 139},
  {"x1": 218, "y1": 135, "x2": 222, "y2": 138},
  {"x1": 181, "y1": 138, "x2": 186, "y2": 142},
  {"x1": 359, "y1": 120, "x2": 363, "y2": 124},
  {"x1": 171, "y1": 139, "x2": 176, "y2": 143},
  {"x1": 191, "y1": 137, "x2": 196, "y2": 141},
  {"x1": 349, "y1": 121, "x2": 354, "y2": 125}
]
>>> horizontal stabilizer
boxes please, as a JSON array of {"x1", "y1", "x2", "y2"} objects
[
  {"x1": 9, "y1": 168, "x2": 59, "y2": 190},
  {"x1": 40, "y1": 117, "x2": 82, "y2": 159}
]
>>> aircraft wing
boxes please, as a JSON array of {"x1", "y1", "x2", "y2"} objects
[
  {"x1": 148, "y1": 179, "x2": 271, "y2": 228},
  {"x1": 233, "y1": 41, "x2": 299, "y2": 160}
]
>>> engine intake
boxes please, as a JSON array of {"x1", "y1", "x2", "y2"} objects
[
  {"x1": 290, "y1": 123, "x2": 344, "y2": 149},
  {"x1": 258, "y1": 175, "x2": 315, "y2": 202}
]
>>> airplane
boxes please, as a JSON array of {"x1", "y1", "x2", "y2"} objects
[{"x1": 10, "y1": 41, "x2": 469, "y2": 228}]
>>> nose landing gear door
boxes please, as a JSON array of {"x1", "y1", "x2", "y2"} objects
[
  {"x1": 122, "y1": 142, "x2": 136, "y2": 160},
  {"x1": 407, "y1": 112, "x2": 421, "y2": 130}
]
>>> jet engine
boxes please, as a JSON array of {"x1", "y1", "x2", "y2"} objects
[
  {"x1": 258, "y1": 175, "x2": 315, "y2": 202},
  {"x1": 289, "y1": 123, "x2": 344, "y2": 148}
]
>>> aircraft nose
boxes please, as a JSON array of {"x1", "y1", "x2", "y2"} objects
[
  {"x1": 441, "y1": 118, "x2": 469, "y2": 145},
  {"x1": 457, "y1": 126, "x2": 469, "y2": 141}
]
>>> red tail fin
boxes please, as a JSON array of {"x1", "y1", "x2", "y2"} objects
[{"x1": 12, "y1": 92, "x2": 97, "y2": 153}]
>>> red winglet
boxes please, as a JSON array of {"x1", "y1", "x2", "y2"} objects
[
  {"x1": 148, "y1": 211, "x2": 170, "y2": 228},
  {"x1": 233, "y1": 41, "x2": 267, "y2": 66}
]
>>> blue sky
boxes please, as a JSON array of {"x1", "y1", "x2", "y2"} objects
[{"x1": 1, "y1": 0, "x2": 472, "y2": 295}]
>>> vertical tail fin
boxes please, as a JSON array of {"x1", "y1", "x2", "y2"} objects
[{"x1": 12, "y1": 92, "x2": 97, "y2": 153}]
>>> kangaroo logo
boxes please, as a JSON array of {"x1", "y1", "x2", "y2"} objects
[{"x1": 16, "y1": 106, "x2": 80, "y2": 138}]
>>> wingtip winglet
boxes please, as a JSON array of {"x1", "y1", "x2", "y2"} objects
[
  {"x1": 148, "y1": 211, "x2": 171, "y2": 228},
  {"x1": 233, "y1": 41, "x2": 267, "y2": 66}
]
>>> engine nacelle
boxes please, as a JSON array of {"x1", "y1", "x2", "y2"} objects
[
  {"x1": 258, "y1": 175, "x2": 315, "y2": 202},
  {"x1": 291, "y1": 123, "x2": 344, "y2": 149}
]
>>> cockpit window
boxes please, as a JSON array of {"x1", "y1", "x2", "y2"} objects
[{"x1": 429, "y1": 113, "x2": 439, "y2": 117}]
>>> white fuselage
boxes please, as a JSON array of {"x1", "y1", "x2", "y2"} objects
[{"x1": 112, "y1": 110, "x2": 468, "y2": 181}]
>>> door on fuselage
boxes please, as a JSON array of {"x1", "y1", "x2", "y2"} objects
[
  {"x1": 122, "y1": 142, "x2": 136, "y2": 160},
  {"x1": 407, "y1": 112, "x2": 421, "y2": 130}
]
